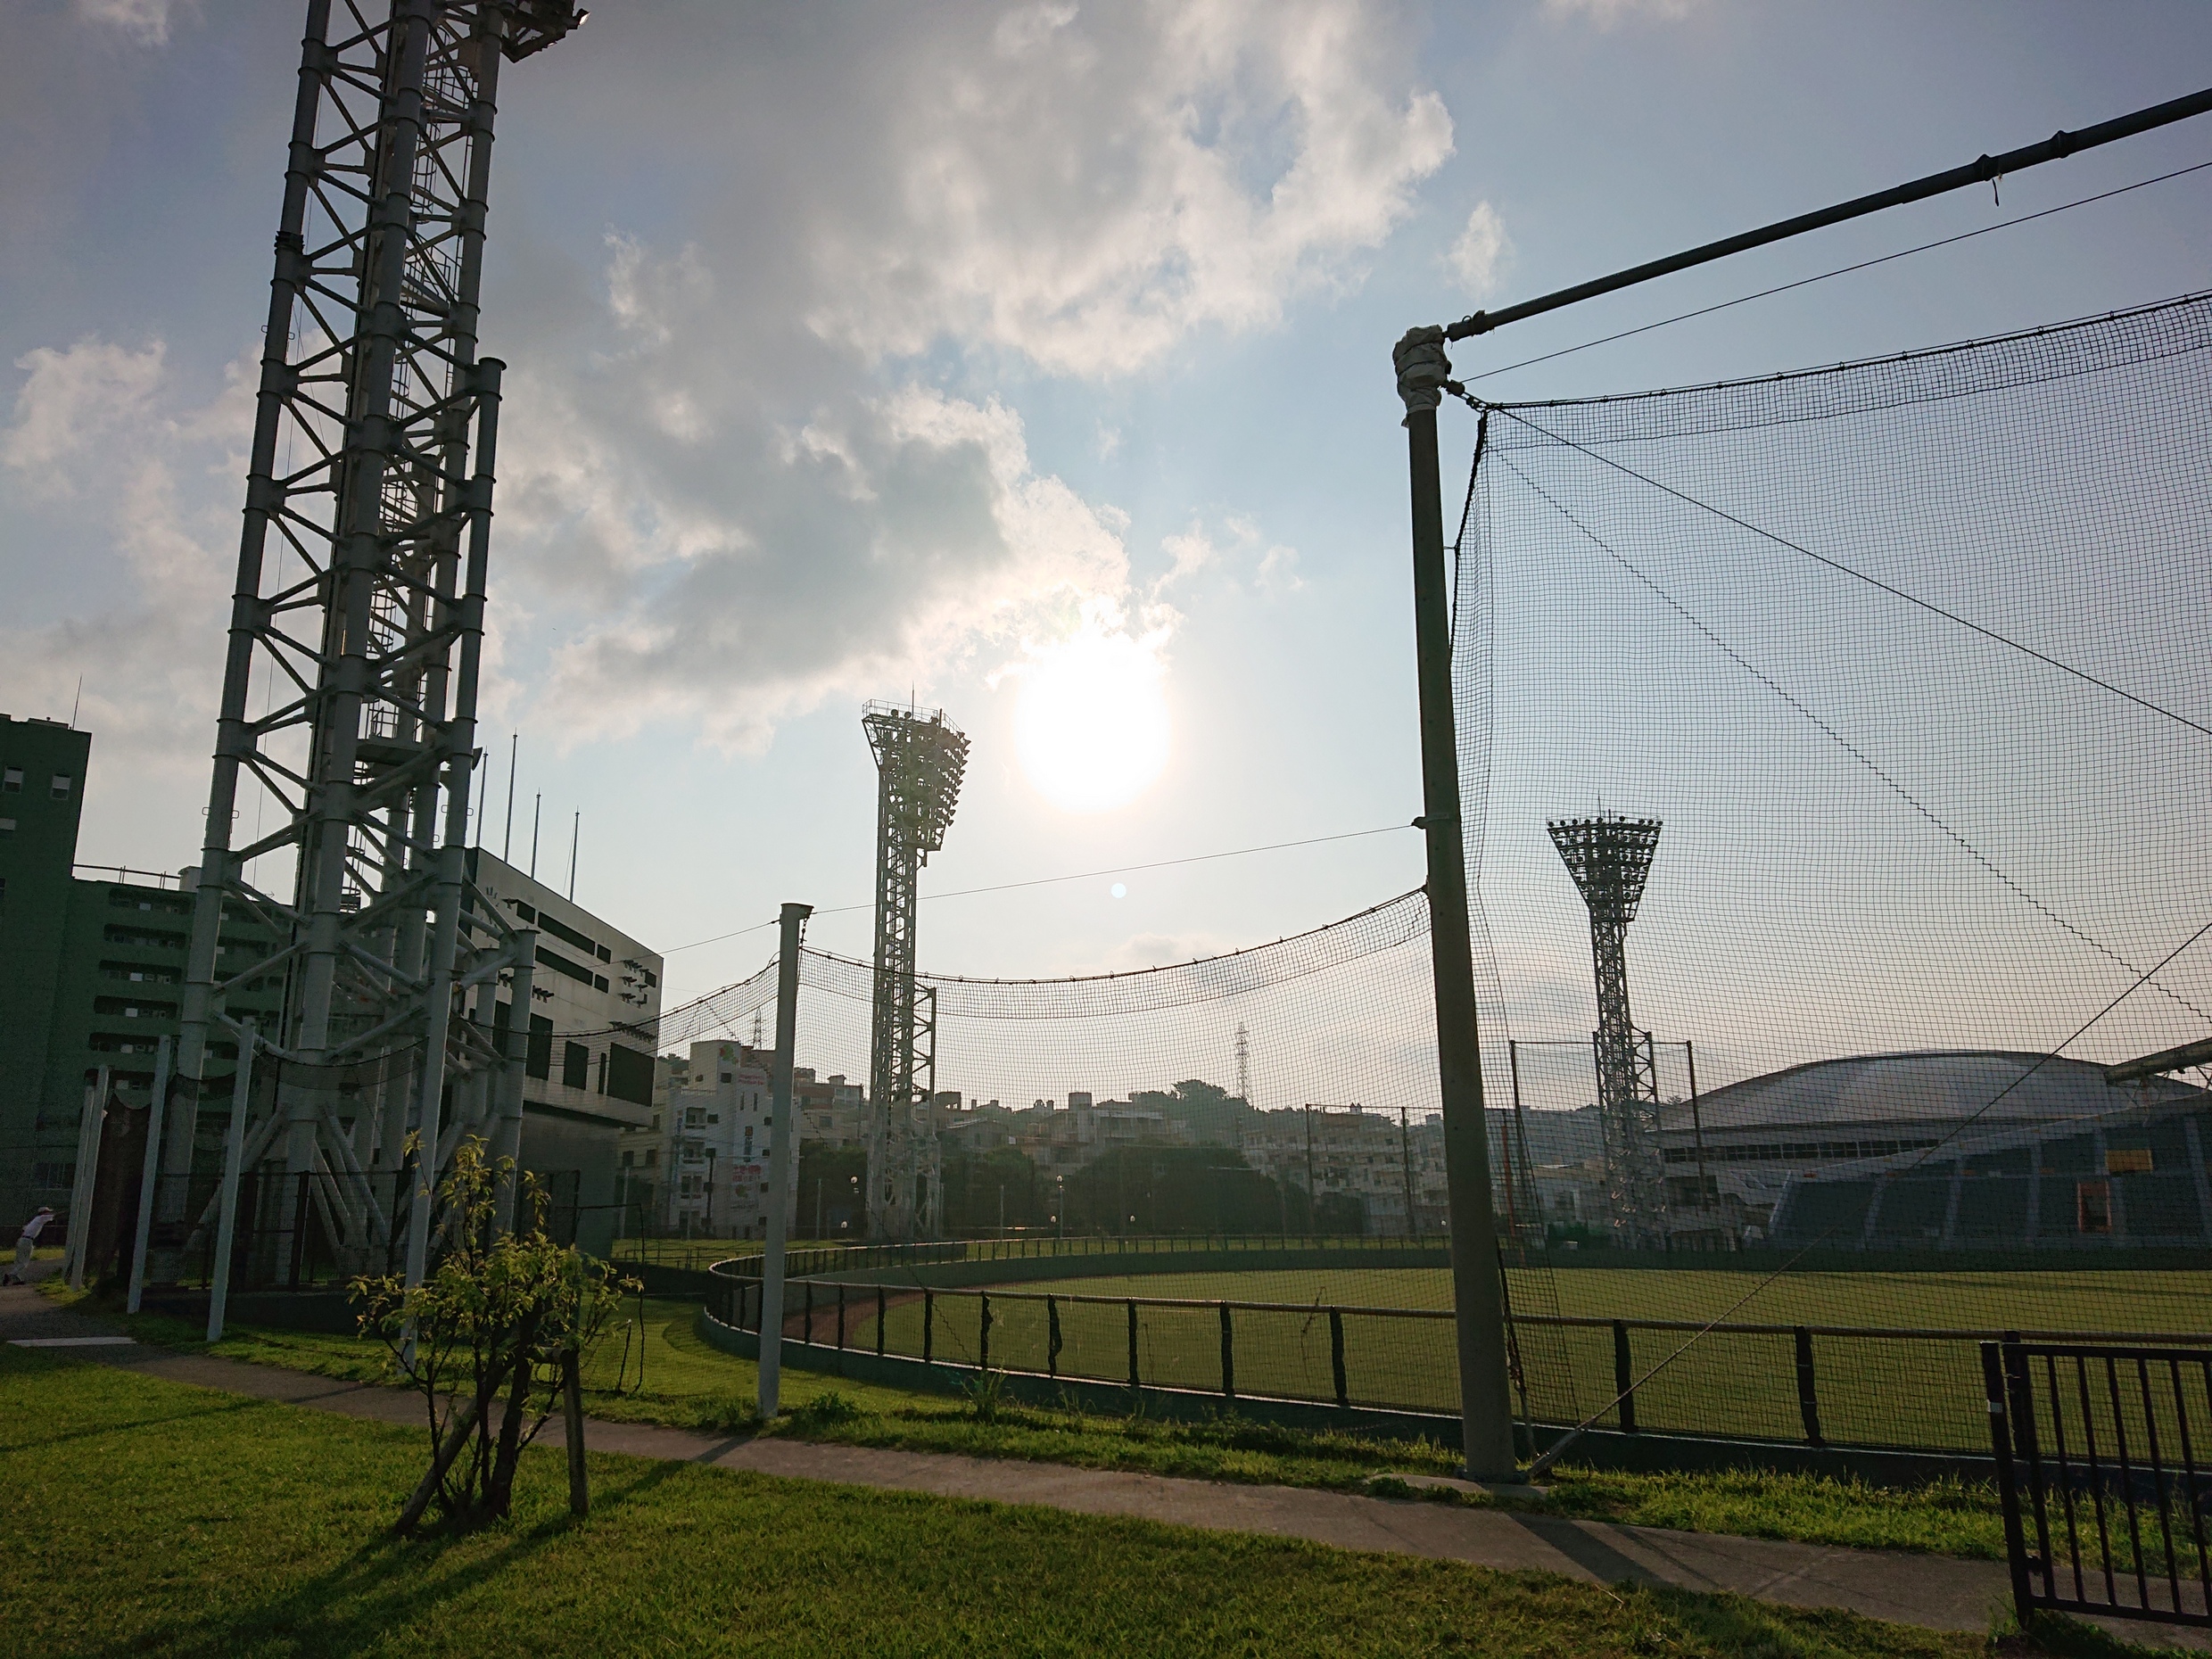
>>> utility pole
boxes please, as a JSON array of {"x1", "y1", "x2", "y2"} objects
[
  {"x1": 1393, "y1": 326, "x2": 1518, "y2": 1481},
  {"x1": 757, "y1": 902, "x2": 811, "y2": 1419}
]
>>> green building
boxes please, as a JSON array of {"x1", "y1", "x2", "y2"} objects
[{"x1": 0, "y1": 714, "x2": 283, "y2": 1232}]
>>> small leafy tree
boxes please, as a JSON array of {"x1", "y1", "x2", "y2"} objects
[{"x1": 352, "y1": 1138, "x2": 637, "y2": 1531}]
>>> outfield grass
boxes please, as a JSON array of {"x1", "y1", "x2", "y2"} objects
[
  {"x1": 884, "y1": 1267, "x2": 2212, "y2": 1454},
  {"x1": 0, "y1": 1346, "x2": 2015, "y2": 1659}
]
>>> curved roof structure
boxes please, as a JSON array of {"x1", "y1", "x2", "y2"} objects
[{"x1": 1660, "y1": 1050, "x2": 2202, "y2": 1138}]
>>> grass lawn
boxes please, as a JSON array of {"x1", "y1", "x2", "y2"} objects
[
  {"x1": 877, "y1": 1267, "x2": 2212, "y2": 1454},
  {"x1": 70, "y1": 1288, "x2": 2022, "y2": 1562},
  {"x1": 0, "y1": 1346, "x2": 2063, "y2": 1658}
]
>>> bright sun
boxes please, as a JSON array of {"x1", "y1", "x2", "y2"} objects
[{"x1": 1012, "y1": 631, "x2": 1171, "y2": 813}]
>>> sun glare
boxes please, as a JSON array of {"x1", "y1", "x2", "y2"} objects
[{"x1": 1012, "y1": 630, "x2": 1171, "y2": 813}]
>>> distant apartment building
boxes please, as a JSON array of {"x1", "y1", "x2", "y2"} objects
[
  {"x1": 795, "y1": 1068, "x2": 867, "y2": 1145},
  {"x1": 651, "y1": 1040, "x2": 802, "y2": 1237},
  {"x1": 0, "y1": 715, "x2": 284, "y2": 1228}
]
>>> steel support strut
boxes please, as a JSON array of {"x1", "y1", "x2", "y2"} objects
[{"x1": 1394, "y1": 326, "x2": 1519, "y2": 1481}]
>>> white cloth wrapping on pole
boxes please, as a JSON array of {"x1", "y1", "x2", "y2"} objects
[{"x1": 206, "y1": 1027, "x2": 257, "y2": 1343}]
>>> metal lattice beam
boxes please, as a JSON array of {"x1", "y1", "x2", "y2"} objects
[
  {"x1": 164, "y1": 1, "x2": 582, "y2": 1292},
  {"x1": 1548, "y1": 814, "x2": 1666, "y2": 1245},
  {"x1": 862, "y1": 703, "x2": 969, "y2": 1241}
]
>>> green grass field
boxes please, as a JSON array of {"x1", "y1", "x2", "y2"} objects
[
  {"x1": 8, "y1": 1346, "x2": 2030, "y2": 1659},
  {"x1": 835, "y1": 1267, "x2": 2212, "y2": 1455}
]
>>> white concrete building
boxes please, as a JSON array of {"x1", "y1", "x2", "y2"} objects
[{"x1": 663, "y1": 1040, "x2": 801, "y2": 1238}]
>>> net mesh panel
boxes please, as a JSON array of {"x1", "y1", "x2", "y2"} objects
[{"x1": 1453, "y1": 291, "x2": 2212, "y2": 1448}]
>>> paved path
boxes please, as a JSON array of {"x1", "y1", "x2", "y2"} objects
[{"x1": 5, "y1": 1278, "x2": 2200, "y2": 1649}]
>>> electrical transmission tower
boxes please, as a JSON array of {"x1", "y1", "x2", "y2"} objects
[
  {"x1": 863, "y1": 702, "x2": 970, "y2": 1241},
  {"x1": 163, "y1": 2, "x2": 586, "y2": 1292},
  {"x1": 1548, "y1": 814, "x2": 1666, "y2": 1247}
]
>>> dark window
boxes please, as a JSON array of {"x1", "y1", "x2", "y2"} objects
[
  {"x1": 591, "y1": 974, "x2": 608, "y2": 993},
  {"x1": 526, "y1": 1013, "x2": 553, "y2": 1080},
  {"x1": 538, "y1": 913, "x2": 598, "y2": 956},
  {"x1": 491, "y1": 998, "x2": 512, "y2": 1059},
  {"x1": 607, "y1": 1044, "x2": 655, "y2": 1106},
  {"x1": 510, "y1": 900, "x2": 537, "y2": 922},
  {"x1": 534, "y1": 946, "x2": 596, "y2": 987},
  {"x1": 2, "y1": 768, "x2": 19, "y2": 792},
  {"x1": 562, "y1": 1041, "x2": 590, "y2": 1091},
  {"x1": 50, "y1": 774, "x2": 70, "y2": 800},
  {"x1": 594, "y1": 944, "x2": 612, "y2": 963},
  {"x1": 2077, "y1": 1180, "x2": 2113, "y2": 1234}
]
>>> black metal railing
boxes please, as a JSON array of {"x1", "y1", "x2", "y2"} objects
[
  {"x1": 715, "y1": 1274, "x2": 2212, "y2": 1457},
  {"x1": 1985, "y1": 1339, "x2": 2211, "y2": 1632},
  {"x1": 650, "y1": 1231, "x2": 1446, "y2": 1277}
]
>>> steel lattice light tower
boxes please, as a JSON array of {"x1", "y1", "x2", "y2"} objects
[
  {"x1": 862, "y1": 702, "x2": 970, "y2": 1241},
  {"x1": 1548, "y1": 814, "x2": 1666, "y2": 1246},
  {"x1": 163, "y1": 1, "x2": 586, "y2": 1292}
]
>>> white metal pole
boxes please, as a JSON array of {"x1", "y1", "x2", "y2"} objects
[
  {"x1": 206, "y1": 1024, "x2": 257, "y2": 1342},
  {"x1": 127, "y1": 1036, "x2": 173, "y2": 1312},
  {"x1": 757, "y1": 903, "x2": 811, "y2": 1419},
  {"x1": 65, "y1": 1065, "x2": 111, "y2": 1291}
]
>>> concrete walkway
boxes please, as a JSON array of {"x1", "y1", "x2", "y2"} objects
[{"x1": 4, "y1": 1278, "x2": 2200, "y2": 1649}]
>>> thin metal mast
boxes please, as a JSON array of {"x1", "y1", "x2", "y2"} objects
[
  {"x1": 165, "y1": 1, "x2": 582, "y2": 1287},
  {"x1": 862, "y1": 701, "x2": 969, "y2": 1241},
  {"x1": 1548, "y1": 815, "x2": 1665, "y2": 1246}
]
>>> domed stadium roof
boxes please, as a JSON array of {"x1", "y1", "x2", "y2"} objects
[{"x1": 1659, "y1": 1050, "x2": 2202, "y2": 1138}]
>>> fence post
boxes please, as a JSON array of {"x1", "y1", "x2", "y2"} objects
[
  {"x1": 1613, "y1": 1320, "x2": 1638, "y2": 1433},
  {"x1": 1330, "y1": 1308, "x2": 1349, "y2": 1411},
  {"x1": 979, "y1": 1291, "x2": 993, "y2": 1373},
  {"x1": 1793, "y1": 1326, "x2": 1824, "y2": 1446},
  {"x1": 1047, "y1": 1295, "x2": 1062, "y2": 1378},
  {"x1": 836, "y1": 1283, "x2": 846, "y2": 1351},
  {"x1": 877, "y1": 1285, "x2": 887, "y2": 1356},
  {"x1": 1127, "y1": 1299, "x2": 1140, "y2": 1395},
  {"x1": 923, "y1": 1290, "x2": 935, "y2": 1366},
  {"x1": 1981, "y1": 1341, "x2": 2036, "y2": 1630},
  {"x1": 1220, "y1": 1304, "x2": 1235, "y2": 1401},
  {"x1": 803, "y1": 1282, "x2": 813, "y2": 1346}
]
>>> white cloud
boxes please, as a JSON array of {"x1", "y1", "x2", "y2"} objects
[
  {"x1": 1447, "y1": 201, "x2": 1512, "y2": 301},
  {"x1": 804, "y1": 0, "x2": 1455, "y2": 376},
  {"x1": 0, "y1": 336, "x2": 249, "y2": 796},
  {"x1": 72, "y1": 0, "x2": 176, "y2": 45},
  {"x1": 2, "y1": 337, "x2": 166, "y2": 490},
  {"x1": 5, "y1": 4, "x2": 1449, "y2": 781}
]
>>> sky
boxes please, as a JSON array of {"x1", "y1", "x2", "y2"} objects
[{"x1": 5, "y1": 0, "x2": 2212, "y2": 1023}]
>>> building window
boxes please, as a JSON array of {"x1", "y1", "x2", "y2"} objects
[
  {"x1": 1, "y1": 768, "x2": 19, "y2": 791},
  {"x1": 50, "y1": 774, "x2": 71, "y2": 800},
  {"x1": 646, "y1": 1149, "x2": 657, "y2": 1167},
  {"x1": 561, "y1": 1041, "x2": 590, "y2": 1091},
  {"x1": 0, "y1": 819, "x2": 13, "y2": 834},
  {"x1": 526, "y1": 1013, "x2": 553, "y2": 1080},
  {"x1": 2077, "y1": 1180, "x2": 2113, "y2": 1234}
]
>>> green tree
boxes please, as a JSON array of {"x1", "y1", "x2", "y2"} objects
[{"x1": 351, "y1": 1139, "x2": 636, "y2": 1531}]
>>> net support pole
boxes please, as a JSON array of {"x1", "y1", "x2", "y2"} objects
[
  {"x1": 126, "y1": 1036, "x2": 172, "y2": 1313},
  {"x1": 757, "y1": 901, "x2": 812, "y2": 1420},
  {"x1": 1395, "y1": 326, "x2": 1519, "y2": 1482}
]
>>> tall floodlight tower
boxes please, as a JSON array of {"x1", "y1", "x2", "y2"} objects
[
  {"x1": 1548, "y1": 814, "x2": 1666, "y2": 1246},
  {"x1": 863, "y1": 703, "x2": 970, "y2": 1241},
  {"x1": 162, "y1": 2, "x2": 586, "y2": 1289}
]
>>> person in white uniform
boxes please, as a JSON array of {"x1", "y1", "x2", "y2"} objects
[{"x1": 5, "y1": 1207, "x2": 55, "y2": 1285}]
